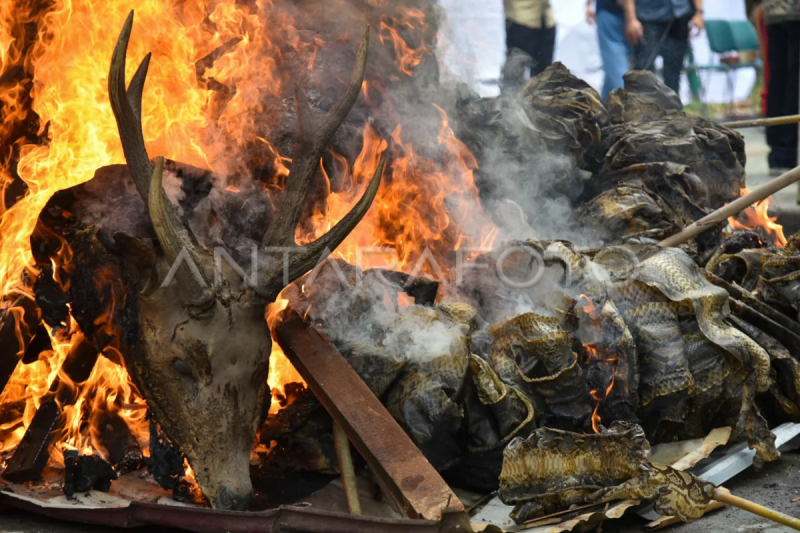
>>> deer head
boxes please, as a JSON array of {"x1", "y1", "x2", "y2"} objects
[{"x1": 108, "y1": 11, "x2": 382, "y2": 510}]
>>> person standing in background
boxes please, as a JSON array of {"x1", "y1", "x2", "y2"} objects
[
  {"x1": 763, "y1": 0, "x2": 800, "y2": 175},
  {"x1": 587, "y1": 0, "x2": 632, "y2": 99},
  {"x1": 622, "y1": 0, "x2": 705, "y2": 94},
  {"x1": 747, "y1": 0, "x2": 769, "y2": 119},
  {"x1": 501, "y1": 0, "x2": 556, "y2": 94}
]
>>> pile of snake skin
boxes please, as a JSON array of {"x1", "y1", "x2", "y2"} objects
[
  {"x1": 265, "y1": 65, "x2": 800, "y2": 524},
  {"x1": 270, "y1": 233, "x2": 800, "y2": 523}
]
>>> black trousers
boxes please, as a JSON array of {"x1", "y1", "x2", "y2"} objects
[
  {"x1": 501, "y1": 20, "x2": 556, "y2": 93},
  {"x1": 766, "y1": 21, "x2": 800, "y2": 169},
  {"x1": 632, "y1": 14, "x2": 692, "y2": 94}
]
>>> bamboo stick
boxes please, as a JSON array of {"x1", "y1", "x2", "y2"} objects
[
  {"x1": 658, "y1": 164, "x2": 800, "y2": 248},
  {"x1": 722, "y1": 114, "x2": 800, "y2": 129},
  {"x1": 713, "y1": 489, "x2": 800, "y2": 531},
  {"x1": 332, "y1": 421, "x2": 362, "y2": 515}
]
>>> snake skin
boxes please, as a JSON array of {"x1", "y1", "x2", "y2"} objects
[
  {"x1": 466, "y1": 354, "x2": 535, "y2": 454},
  {"x1": 489, "y1": 312, "x2": 593, "y2": 428},
  {"x1": 625, "y1": 302, "x2": 694, "y2": 405},
  {"x1": 591, "y1": 463, "x2": 716, "y2": 523},
  {"x1": 499, "y1": 422, "x2": 649, "y2": 522},
  {"x1": 632, "y1": 248, "x2": 770, "y2": 393}
]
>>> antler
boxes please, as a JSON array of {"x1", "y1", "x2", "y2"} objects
[
  {"x1": 109, "y1": 11, "x2": 212, "y2": 307},
  {"x1": 110, "y1": 11, "x2": 383, "y2": 304},
  {"x1": 109, "y1": 11, "x2": 155, "y2": 202},
  {"x1": 258, "y1": 26, "x2": 384, "y2": 300},
  {"x1": 149, "y1": 157, "x2": 214, "y2": 306}
]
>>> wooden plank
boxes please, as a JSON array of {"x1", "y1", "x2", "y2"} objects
[
  {"x1": 274, "y1": 309, "x2": 465, "y2": 521},
  {"x1": 1, "y1": 397, "x2": 60, "y2": 482}
]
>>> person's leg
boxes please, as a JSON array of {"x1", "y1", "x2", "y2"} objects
[
  {"x1": 766, "y1": 22, "x2": 790, "y2": 168},
  {"x1": 501, "y1": 20, "x2": 533, "y2": 95},
  {"x1": 633, "y1": 21, "x2": 667, "y2": 73},
  {"x1": 782, "y1": 21, "x2": 799, "y2": 167},
  {"x1": 597, "y1": 9, "x2": 632, "y2": 99},
  {"x1": 529, "y1": 25, "x2": 557, "y2": 78},
  {"x1": 661, "y1": 15, "x2": 691, "y2": 94}
]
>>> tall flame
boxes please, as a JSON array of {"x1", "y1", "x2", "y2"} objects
[{"x1": 0, "y1": 0, "x2": 496, "y2": 484}]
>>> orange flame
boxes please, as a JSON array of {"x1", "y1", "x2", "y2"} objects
[
  {"x1": 589, "y1": 369, "x2": 616, "y2": 434},
  {"x1": 378, "y1": 9, "x2": 431, "y2": 77},
  {"x1": 728, "y1": 188, "x2": 787, "y2": 248},
  {"x1": 0, "y1": 0, "x2": 497, "y2": 494}
]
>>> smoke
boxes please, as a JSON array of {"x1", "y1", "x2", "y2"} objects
[
  {"x1": 288, "y1": 260, "x2": 468, "y2": 364},
  {"x1": 66, "y1": 0, "x2": 610, "y2": 311}
]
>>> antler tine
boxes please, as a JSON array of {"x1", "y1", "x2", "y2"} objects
[
  {"x1": 108, "y1": 10, "x2": 155, "y2": 202},
  {"x1": 126, "y1": 51, "x2": 152, "y2": 124},
  {"x1": 259, "y1": 158, "x2": 385, "y2": 299},
  {"x1": 149, "y1": 157, "x2": 214, "y2": 307},
  {"x1": 111, "y1": 13, "x2": 213, "y2": 307},
  {"x1": 261, "y1": 25, "x2": 371, "y2": 249}
]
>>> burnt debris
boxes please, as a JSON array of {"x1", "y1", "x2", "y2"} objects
[{"x1": 63, "y1": 450, "x2": 117, "y2": 499}]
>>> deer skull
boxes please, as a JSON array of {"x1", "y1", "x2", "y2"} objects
[{"x1": 108, "y1": 11, "x2": 382, "y2": 510}]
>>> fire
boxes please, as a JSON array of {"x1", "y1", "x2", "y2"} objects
[
  {"x1": 0, "y1": 0, "x2": 496, "y2": 496},
  {"x1": 378, "y1": 9, "x2": 431, "y2": 77},
  {"x1": 589, "y1": 370, "x2": 616, "y2": 434},
  {"x1": 266, "y1": 295, "x2": 305, "y2": 416},
  {"x1": 728, "y1": 188, "x2": 787, "y2": 248},
  {"x1": 297, "y1": 107, "x2": 497, "y2": 274},
  {"x1": 578, "y1": 296, "x2": 618, "y2": 433}
]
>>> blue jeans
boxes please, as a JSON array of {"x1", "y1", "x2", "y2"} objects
[{"x1": 596, "y1": 9, "x2": 631, "y2": 99}]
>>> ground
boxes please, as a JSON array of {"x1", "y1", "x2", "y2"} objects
[
  {"x1": 2, "y1": 128, "x2": 799, "y2": 533},
  {"x1": 605, "y1": 451, "x2": 800, "y2": 533}
]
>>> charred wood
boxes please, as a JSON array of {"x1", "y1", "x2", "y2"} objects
[
  {"x1": 63, "y1": 450, "x2": 117, "y2": 499},
  {"x1": 33, "y1": 265, "x2": 70, "y2": 330},
  {"x1": 96, "y1": 410, "x2": 144, "y2": 474},
  {"x1": 258, "y1": 383, "x2": 338, "y2": 474},
  {"x1": 22, "y1": 323, "x2": 52, "y2": 364},
  {"x1": 1, "y1": 397, "x2": 59, "y2": 482},
  {"x1": 365, "y1": 268, "x2": 439, "y2": 306},
  {"x1": 0, "y1": 294, "x2": 39, "y2": 394},
  {"x1": 1, "y1": 337, "x2": 98, "y2": 482},
  {"x1": 145, "y1": 416, "x2": 195, "y2": 503}
]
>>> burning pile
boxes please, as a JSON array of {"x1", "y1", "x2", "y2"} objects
[{"x1": 1, "y1": 0, "x2": 800, "y2": 527}]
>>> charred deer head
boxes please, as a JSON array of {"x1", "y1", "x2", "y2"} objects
[{"x1": 108, "y1": 11, "x2": 382, "y2": 510}]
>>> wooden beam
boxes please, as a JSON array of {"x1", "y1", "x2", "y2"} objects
[
  {"x1": 274, "y1": 309, "x2": 465, "y2": 521},
  {"x1": 722, "y1": 114, "x2": 800, "y2": 129}
]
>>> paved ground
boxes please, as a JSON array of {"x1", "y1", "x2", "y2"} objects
[{"x1": 605, "y1": 451, "x2": 800, "y2": 533}]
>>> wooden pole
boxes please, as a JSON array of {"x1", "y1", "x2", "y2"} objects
[
  {"x1": 658, "y1": 164, "x2": 800, "y2": 248},
  {"x1": 332, "y1": 421, "x2": 362, "y2": 515},
  {"x1": 722, "y1": 114, "x2": 800, "y2": 129},
  {"x1": 714, "y1": 489, "x2": 800, "y2": 530}
]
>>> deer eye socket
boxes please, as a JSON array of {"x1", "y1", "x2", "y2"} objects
[{"x1": 173, "y1": 358, "x2": 194, "y2": 377}]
